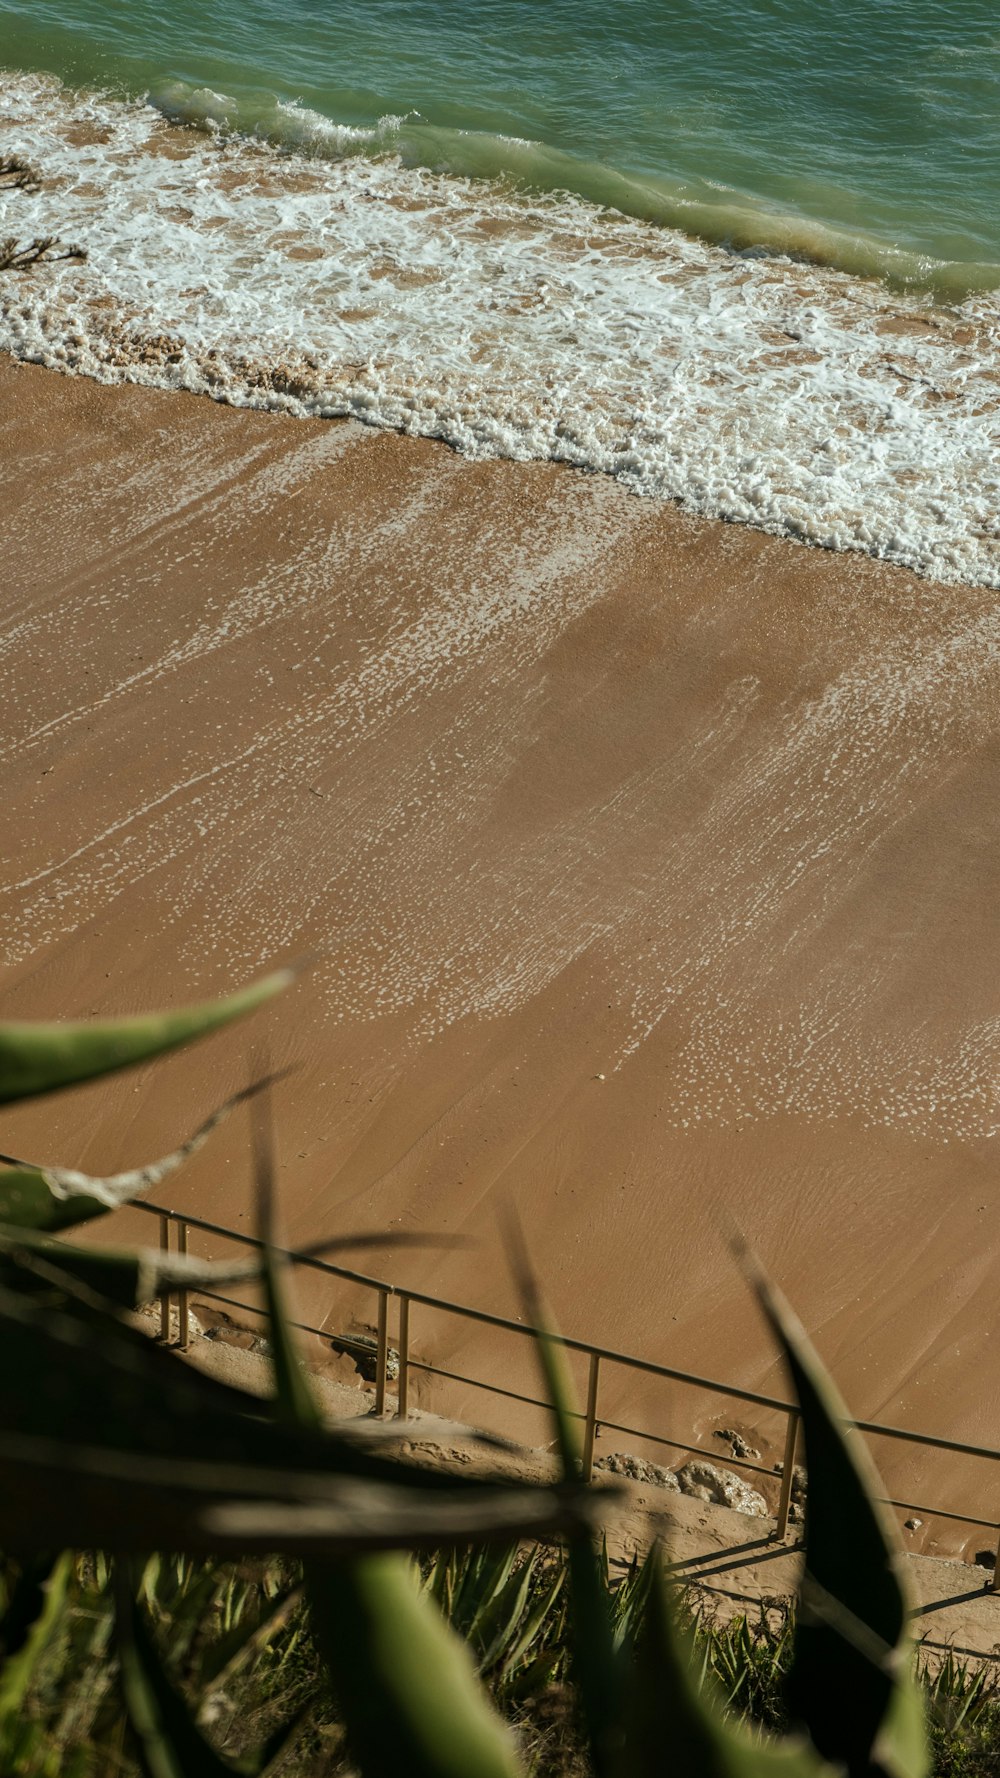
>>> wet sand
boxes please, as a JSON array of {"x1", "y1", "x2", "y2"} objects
[{"x1": 2, "y1": 353, "x2": 999, "y2": 1556}]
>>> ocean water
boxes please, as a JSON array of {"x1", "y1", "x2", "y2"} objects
[{"x1": 2, "y1": 0, "x2": 1000, "y2": 584}]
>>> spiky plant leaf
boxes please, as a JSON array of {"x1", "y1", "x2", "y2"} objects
[
  {"x1": 249, "y1": 1085, "x2": 326, "y2": 1434},
  {"x1": 195, "y1": 1583, "x2": 302, "y2": 1690},
  {"x1": 309, "y1": 1555, "x2": 524, "y2": 1778},
  {"x1": 0, "y1": 1215, "x2": 475, "y2": 1310},
  {"x1": 919, "y1": 1649, "x2": 994, "y2": 1736},
  {"x1": 623, "y1": 1555, "x2": 834, "y2": 1778},
  {"x1": 1, "y1": 1229, "x2": 146, "y2": 1303},
  {"x1": 504, "y1": 1648, "x2": 563, "y2": 1704},
  {"x1": 745, "y1": 1253, "x2": 929, "y2": 1778},
  {"x1": 0, "y1": 969, "x2": 294, "y2": 1107},
  {"x1": 0, "y1": 1167, "x2": 107, "y2": 1234},
  {"x1": 0, "y1": 1552, "x2": 72, "y2": 1736},
  {"x1": 454, "y1": 1547, "x2": 518, "y2": 1641},
  {"x1": 0, "y1": 1076, "x2": 284, "y2": 1231},
  {"x1": 116, "y1": 1574, "x2": 245, "y2": 1778},
  {"x1": 0, "y1": 1271, "x2": 604, "y2": 1536},
  {"x1": 0, "y1": 1424, "x2": 598, "y2": 1557},
  {"x1": 417, "y1": 1546, "x2": 566, "y2": 1691},
  {"x1": 0, "y1": 1255, "x2": 600, "y2": 1553},
  {"x1": 610, "y1": 1551, "x2": 654, "y2": 1653},
  {"x1": 502, "y1": 1206, "x2": 623, "y2": 1777},
  {"x1": 497, "y1": 1561, "x2": 566, "y2": 1686},
  {"x1": 0, "y1": 1227, "x2": 259, "y2": 1309},
  {"x1": 252, "y1": 1114, "x2": 524, "y2": 1777},
  {"x1": 475, "y1": 1552, "x2": 538, "y2": 1672}
]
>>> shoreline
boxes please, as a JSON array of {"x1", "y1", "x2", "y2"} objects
[
  {"x1": 4, "y1": 349, "x2": 1000, "y2": 1557},
  {"x1": 5, "y1": 65, "x2": 1000, "y2": 589}
]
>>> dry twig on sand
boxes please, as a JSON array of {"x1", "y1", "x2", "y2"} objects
[
  {"x1": 0, "y1": 153, "x2": 86, "y2": 269},
  {"x1": 0, "y1": 154, "x2": 41, "y2": 192},
  {"x1": 0, "y1": 235, "x2": 87, "y2": 271}
]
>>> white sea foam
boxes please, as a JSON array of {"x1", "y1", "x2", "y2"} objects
[{"x1": 3, "y1": 70, "x2": 1000, "y2": 587}]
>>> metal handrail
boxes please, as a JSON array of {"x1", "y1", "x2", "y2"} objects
[
  {"x1": 133, "y1": 1198, "x2": 1000, "y2": 1580},
  {"x1": 136, "y1": 1200, "x2": 794, "y2": 1410}
]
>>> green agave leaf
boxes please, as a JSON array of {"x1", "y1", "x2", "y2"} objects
[
  {"x1": 503, "y1": 1647, "x2": 563, "y2": 1704},
  {"x1": 438, "y1": 1548, "x2": 479, "y2": 1630},
  {"x1": 475, "y1": 1551, "x2": 538, "y2": 1673},
  {"x1": 0, "y1": 1232, "x2": 150, "y2": 1304},
  {"x1": 0, "y1": 1273, "x2": 604, "y2": 1523},
  {"x1": 623, "y1": 1556, "x2": 835, "y2": 1778},
  {"x1": 561, "y1": 1502, "x2": 628, "y2": 1754},
  {"x1": 252, "y1": 1124, "x2": 523, "y2": 1777},
  {"x1": 0, "y1": 1228, "x2": 265, "y2": 1309},
  {"x1": 0, "y1": 1426, "x2": 598, "y2": 1557},
  {"x1": 115, "y1": 1574, "x2": 244, "y2": 1778},
  {"x1": 0, "y1": 1169, "x2": 110, "y2": 1235},
  {"x1": 745, "y1": 1253, "x2": 929, "y2": 1778},
  {"x1": 0, "y1": 968, "x2": 294, "y2": 1107},
  {"x1": 610, "y1": 1552, "x2": 652, "y2": 1653},
  {"x1": 422, "y1": 1550, "x2": 451, "y2": 1610},
  {"x1": 250, "y1": 1088, "x2": 323, "y2": 1433},
  {"x1": 196, "y1": 1584, "x2": 302, "y2": 1690},
  {"x1": 0, "y1": 1551, "x2": 72, "y2": 1735},
  {"x1": 0, "y1": 1076, "x2": 283, "y2": 1232},
  {"x1": 259, "y1": 1237, "x2": 321, "y2": 1432},
  {"x1": 497, "y1": 1561, "x2": 566, "y2": 1682},
  {"x1": 455, "y1": 1546, "x2": 518, "y2": 1642},
  {"x1": 918, "y1": 1649, "x2": 989, "y2": 1735},
  {"x1": 502, "y1": 1208, "x2": 623, "y2": 1778},
  {"x1": 308, "y1": 1554, "x2": 524, "y2": 1778}
]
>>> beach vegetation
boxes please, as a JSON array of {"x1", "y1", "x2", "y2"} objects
[{"x1": 0, "y1": 980, "x2": 990, "y2": 1776}]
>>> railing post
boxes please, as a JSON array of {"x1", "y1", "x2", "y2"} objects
[
  {"x1": 176, "y1": 1220, "x2": 190, "y2": 1351},
  {"x1": 158, "y1": 1214, "x2": 171, "y2": 1342},
  {"x1": 397, "y1": 1294, "x2": 410, "y2": 1419},
  {"x1": 991, "y1": 1524, "x2": 1000, "y2": 1593},
  {"x1": 775, "y1": 1410, "x2": 800, "y2": 1541},
  {"x1": 374, "y1": 1288, "x2": 390, "y2": 1417},
  {"x1": 582, "y1": 1352, "x2": 601, "y2": 1482}
]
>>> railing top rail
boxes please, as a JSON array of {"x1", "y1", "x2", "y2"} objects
[
  {"x1": 138, "y1": 1199, "x2": 393, "y2": 1293},
  {"x1": 135, "y1": 1199, "x2": 794, "y2": 1409},
  {"x1": 134, "y1": 1198, "x2": 1000, "y2": 1470}
]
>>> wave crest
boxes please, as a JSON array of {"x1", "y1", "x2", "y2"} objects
[
  {"x1": 2, "y1": 69, "x2": 1000, "y2": 589},
  {"x1": 147, "y1": 77, "x2": 1000, "y2": 299}
]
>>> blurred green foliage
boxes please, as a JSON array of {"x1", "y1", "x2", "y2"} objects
[{"x1": 0, "y1": 976, "x2": 978, "y2": 1777}]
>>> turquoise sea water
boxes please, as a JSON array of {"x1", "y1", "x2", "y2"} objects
[
  {"x1": 3, "y1": 0, "x2": 1000, "y2": 286},
  {"x1": 2, "y1": 1, "x2": 1000, "y2": 583}
]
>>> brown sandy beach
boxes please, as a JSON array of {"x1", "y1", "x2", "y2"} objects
[{"x1": 2, "y1": 352, "x2": 999, "y2": 1556}]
